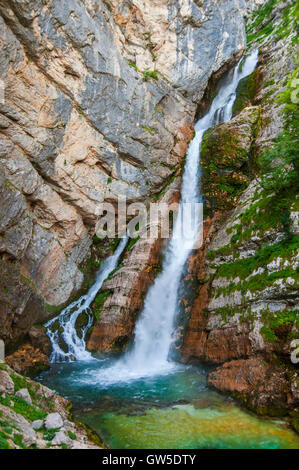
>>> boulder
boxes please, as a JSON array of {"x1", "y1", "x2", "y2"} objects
[
  {"x1": 15, "y1": 388, "x2": 32, "y2": 405},
  {"x1": 32, "y1": 419, "x2": 44, "y2": 430},
  {"x1": 51, "y1": 430, "x2": 72, "y2": 447},
  {"x1": 0, "y1": 370, "x2": 14, "y2": 395},
  {"x1": 44, "y1": 412, "x2": 63, "y2": 430}
]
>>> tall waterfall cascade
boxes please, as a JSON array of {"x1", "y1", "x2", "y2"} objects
[{"x1": 46, "y1": 50, "x2": 258, "y2": 378}]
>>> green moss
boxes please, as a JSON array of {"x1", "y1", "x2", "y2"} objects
[
  {"x1": 142, "y1": 69, "x2": 158, "y2": 81},
  {"x1": 274, "y1": 4, "x2": 298, "y2": 41},
  {"x1": 127, "y1": 236, "x2": 140, "y2": 251},
  {"x1": 127, "y1": 60, "x2": 138, "y2": 71},
  {"x1": 250, "y1": 0, "x2": 279, "y2": 30},
  {"x1": 45, "y1": 304, "x2": 63, "y2": 315},
  {"x1": 141, "y1": 125, "x2": 156, "y2": 135},
  {"x1": 43, "y1": 428, "x2": 60, "y2": 441},
  {"x1": 232, "y1": 69, "x2": 261, "y2": 116},
  {"x1": 0, "y1": 426, "x2": 13, "y2": 449},
  {"x1": 80, "y1": 258, "x2": 101, "y2": 276},
  {"x1": 153, "y1": 169, "x2": 178, "y2": 201},
  {"x1": 215, "y1": 268, "x2": 298, "y2": 300},
  {"x1": 92, "y1": 291, "x2": 112, "y2": 320},
  {"x1": 200, "y1": 118, "x2": 259, "y2": 213},
  {"x1": 75, "y1": 311, "x2": 90, "y2": 328},
  {"x1": 13, "y1": 432, "x2": 27, "y2": 449},
  {"x1": 261, "y1": 326, "x2": 278, "y2": 343},
  {"x1": 215, "y1": 236, "x2": 299, "y2": 280},
  {"x1": 246, "y1": 0, "x2": 298, "y2": 47},
  {"x1": 246, "y1": 0, "x2": 278, "y2": 44},
  {"x1": 0, "y1": 394, "x2": 46, "y2": 422},
  {"x1": 289, "y1": 411, "x2": 299, "y2": 433}
]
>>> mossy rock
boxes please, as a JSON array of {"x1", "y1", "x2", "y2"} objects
[
  {"x1": 92, "y1": 291, "x2": 112, "y2": 320},
  {"x1": 75, "y1": 311, "x2": 90, "y2": 328},
  {"x1": 289, "y1": 411, "x2": 299, "y2": 433},
  {"x1": 232, "y1": 68, "x2": 262, "y2": 116},
  {"x1": 200, "y1": 107, "x2": 260, "y2": 214}
]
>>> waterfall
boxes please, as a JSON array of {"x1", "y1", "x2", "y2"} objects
[
  {"x1": 45, "y1": 50, "x2": 258, "y2": 376},
  {"x1": 45, "y1": 236, "x2": 128, "y2": 362},
  {"x1": 112, "y1": 50, "x2": 259, "y2": 379}
]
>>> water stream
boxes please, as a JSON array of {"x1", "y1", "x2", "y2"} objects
[
  {"x1": 45, "y1": 236, "x2": 128, "y2": 362},
  {"x1": 39, "y1": 51, "x2": 299, "y2": 448}
]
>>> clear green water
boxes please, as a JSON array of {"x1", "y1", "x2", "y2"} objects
[{"x1": 37, "y1": 359, "x2": 299, "y2": 449}]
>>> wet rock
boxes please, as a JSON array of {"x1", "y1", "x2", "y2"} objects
[
  {"x1": 28, "y1": 326, "x2": 52, "y2": 356},
  {"x1": 88, "y1": 180, "x2": 179, "y2": 353},
  {"x1": 208, "y1": 358, "x2": 293, "y2": 416},
  {"x1": 182, "y1": 3, "x2": 298, "y2": 421},
  {"x1": 208, "y1": 358, "x2": 268, "y2": 394},
  {"x1": 6, "y1": 344, "x2": 49, "y2": 377},
  {"x1": 201, "y1": 106, "x2": 260, "y2": 212}
]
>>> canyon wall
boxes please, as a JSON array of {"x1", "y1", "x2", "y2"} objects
[
  {"x1": 0, "y1": 0, "x2": 247, "y2": 349},
  {"x1": 182, "y1": 0, "x2": 299, "y2": 425}
]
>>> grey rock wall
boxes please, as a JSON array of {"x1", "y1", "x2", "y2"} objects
[{"x1": 0, "y1": 0, "x2": 246, "y2": 346}]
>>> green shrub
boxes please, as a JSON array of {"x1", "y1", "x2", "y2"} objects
[
  {"x1": 68, "y1": 430, "x2": 76, "y2": 440},
  {"x1": 43, "y1": 428, "x2": 59, "y2": 441},
  {"x1": 142, "y1": 69, "x2": 158, "y2": 81}
]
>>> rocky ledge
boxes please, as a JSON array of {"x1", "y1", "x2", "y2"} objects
[{"x1": 0, "y1": 363, "x2": 101, "y2": 449}]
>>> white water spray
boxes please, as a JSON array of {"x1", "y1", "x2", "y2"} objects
[
  {"x1": 111, "y1": 50, "x2": 259, "y2": 380},
  {"x1": 45, "y1": 236, "x2": 128, "y2": 362},
  {"x1": 46, "y1": 50, "x2": 258, "y2": 377}
]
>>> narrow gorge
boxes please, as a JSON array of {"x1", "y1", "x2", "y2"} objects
[{"x1": 0, "y1": 0, "x2": 298, "y2": 451}]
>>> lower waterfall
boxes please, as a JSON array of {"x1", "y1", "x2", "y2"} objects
[{"x1": 45, "y1": 236, "x2": 128, "y2": 362}]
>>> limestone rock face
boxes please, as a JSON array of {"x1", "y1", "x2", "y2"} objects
[
  {"x1": 182, "y1": 2, "x2": 299, "y2": 418},
  {"x1": 51, "y1": 430, "x2": 72, "y2": 447},
  {"x1": 0, "y1": 0, "x2": 246, "y2": 347},
  {"x1": 15, "y1": 388, "x2": 32, "y2": 405},
  {"x1": 208, "y1": 358, "x2": 268, "y2": 394},
  {"x1": 208, "y1": 358, "x2": 298, "y2": 415},
  {"x1": 104, "y1": 0, "x2": 247, "y2": 102},
  {"x1": 6, "y1": 343, "x2": 49, "y2": 377}
]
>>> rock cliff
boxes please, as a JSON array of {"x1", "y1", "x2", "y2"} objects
[
  {"x1": 0, "y1": 0, "x2": 247, "y2": 350},
  {"x1": 182, "y1": 0, "x2": 299, "y2": 426}
]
